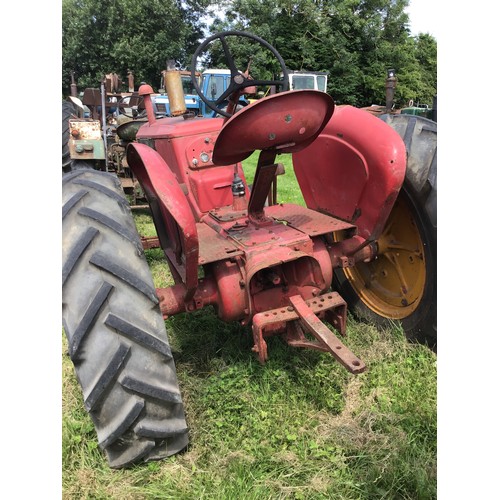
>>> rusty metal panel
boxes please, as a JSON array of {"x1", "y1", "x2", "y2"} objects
[
  {"x1": 210, "y1": 207, "x2": 248, "y2": 222},
  {"x1": 207, "y1": 203, "x2": 354, "y2": 251},
  {"x1": 69, "y1": 120, "x2": 106, "y2": 160},
  {"x1": 141, "y1": 236, "x2": 160, "y2": 250},
  {"x1": 227, "y1": 219, "x2": 305, "y2": 248},
  {"x1": 69, "y1": 120, "x2": 102, "y2": 140},
  {"x1": 266, "y1": 204, "x2": 355, "y2": 236},
  {"x1": 196, "y1": 223, "x2": 242, "y2": 265}
]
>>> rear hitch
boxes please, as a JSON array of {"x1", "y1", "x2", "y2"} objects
[{"x1": 251, "y1": 293, "x2": 366, "y2": 374}]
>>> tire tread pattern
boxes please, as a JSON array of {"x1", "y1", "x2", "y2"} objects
[
  {"x1": 62, "y1": 101, "x2": 75, "y2": 170},
  {"x1": 62, "y1": 168, "x2": 188, "y2": 468}
]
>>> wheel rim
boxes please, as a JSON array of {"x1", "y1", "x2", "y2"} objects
[{"x1": 343, "y1": 192, "x2": 426, "y2": 319}]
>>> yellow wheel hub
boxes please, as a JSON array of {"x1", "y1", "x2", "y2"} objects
[{"x1": 343, "y1": 193, "x2": 426, "y2": 319}]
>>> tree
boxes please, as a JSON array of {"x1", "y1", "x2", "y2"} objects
[
  {"x1": 62, "y1": 0, "x2": 437, "y2": 108},
  {"x1": 206, "y1": 0, "x2": 436, "y2": 107},
  {"x1": 412, "y1": 33, "x2": 437, "y2": 104},
  {"x1": 62, "y1": 0, "x2": 205, "y2": 95}
]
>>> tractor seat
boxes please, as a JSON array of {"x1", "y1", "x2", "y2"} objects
[
  {"x1": 82, "y1": 88, "x2": 103, "y2": 107},
  {"x1": 212, "y1": 90, "x2": 335, "y2": 165}
]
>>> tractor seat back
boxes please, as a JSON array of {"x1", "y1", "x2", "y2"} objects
[
  {"x1": 82, "y1": 88, "x2": 103, "y2": 107},
  {"x1": 212, "y1": 90, "x2": 335, "y2": 165}
]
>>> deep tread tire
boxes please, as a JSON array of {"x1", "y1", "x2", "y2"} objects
[
  {"x1": 334, "y1": 114, "x2": 437, "y2": 348},
  {"x1": 62, "y1": 100, "x2": 76, "y2": 172},
  {"x1": 62, "y1": 167, "x2": 188, "y2": 468},
  {"x1": 380, "y1": 114, "x2": 437, "y2": 233}
]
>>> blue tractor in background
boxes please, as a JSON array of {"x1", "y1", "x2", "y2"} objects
[
  {"x1": 151, "y1": 70, "x2": 202, "y2": 117},
  {"x1": 151, "y1": 67, "x2": 329, "y2": 119},
  {"x1": 152, "y1": 68, "x2": 250, "y2": 118}
]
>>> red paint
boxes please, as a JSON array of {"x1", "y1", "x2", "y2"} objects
[
  {"x1": 292, "y1": 105, "x2": 406, "y2": 241},
  {"x1": 127, "y1": 143, "x2": 199, "y2": 299},
  {"x1": 126, "y1": 91, "x2": 406, "y2": 370}
]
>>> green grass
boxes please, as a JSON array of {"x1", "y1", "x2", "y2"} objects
[
  {"x1": 242, "y1": 152, "x2": 305, "y2": 206},
  {"x1": 62, "y1": 157, "x2": 437, "y2": 499}
]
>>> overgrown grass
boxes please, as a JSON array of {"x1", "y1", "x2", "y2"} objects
[{"x1": 62, "y1": 157, "x2": 437, "y2": 499}]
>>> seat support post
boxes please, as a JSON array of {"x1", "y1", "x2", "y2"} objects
[{"x1": 247, "y1": 150, "x2": 278, "y2": 225}]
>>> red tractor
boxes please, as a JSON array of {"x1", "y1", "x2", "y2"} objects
[{"x1": 62, "y1": 31, "x2": 436, "y2": 468}]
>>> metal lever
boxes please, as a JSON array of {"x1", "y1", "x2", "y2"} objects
[{"x1": 288, "y1": 295, "x2": 366, "y2": 374}]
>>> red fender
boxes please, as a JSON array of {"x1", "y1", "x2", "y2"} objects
[
  {"x1": 127, "y1": 142, "x2": 198, "y2": 299},
  {"x1": 292, "y1": 105, "x2": 406, "y2": 241}
]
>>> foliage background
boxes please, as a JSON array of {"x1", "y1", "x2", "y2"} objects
[{"x1": 62, "y1": 0, "x2": 437, "y2": 108}]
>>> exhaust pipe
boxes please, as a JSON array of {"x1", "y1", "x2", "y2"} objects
[
  {"x1": 385, "y1": 69, "x2": 396, "y2": 112},
  {"x1": 164, "y1": 60, "x2": 187, "y2": 117}
]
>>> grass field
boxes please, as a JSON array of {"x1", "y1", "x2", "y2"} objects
[{"x1": 62, "y1": 153, "x2": 437, "y2": 499}]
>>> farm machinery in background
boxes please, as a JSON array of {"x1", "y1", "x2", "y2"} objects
[
  {"x1": 64, "y1": 70, "x2": 148, "y2": 205},
  {"x1": 64, "y1": 64, "x2": 331, "y2": 206},
  {"x1": 64, "y1": 64, "x2": 257, "y2": 205},
  {"x1": 62, "y1": 31, "x2": 436, "y2": 469},
  {"x1": 64, "y1": 65, "x2": 214, "y2": 205}
]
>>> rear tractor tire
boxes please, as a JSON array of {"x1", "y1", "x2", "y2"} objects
[
  {"x1": 334, "y1": 114, "x2": 437, "y2": 348},
  {"x1": 62, "y1": 167, "x2": 188, "y2": 468},
  {"x1": 62, "y1": 100, "x2": 76, "y2": 172}
]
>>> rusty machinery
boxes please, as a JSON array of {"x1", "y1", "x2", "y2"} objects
[
  {"x1": 65, "y1": 71, "x2": 148, "y2": 204},
  {"x1": 124, "y1": 31, "x2": 407, "y2": 371},
  {"x1": 63, "y1": 31, "x2": 435, "y2": 468}
]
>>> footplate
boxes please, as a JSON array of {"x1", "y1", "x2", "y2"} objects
[{"x1": 252, "y1": 293, "x2": 366, "y2": 374}]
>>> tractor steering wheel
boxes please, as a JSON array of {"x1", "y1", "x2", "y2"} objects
[
  {"x1": 117, "y1": 95, "x2": 146, "y2": 119},
  {"x1": 191, "y1": 31, "x2": 289, "y2": 118}
]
